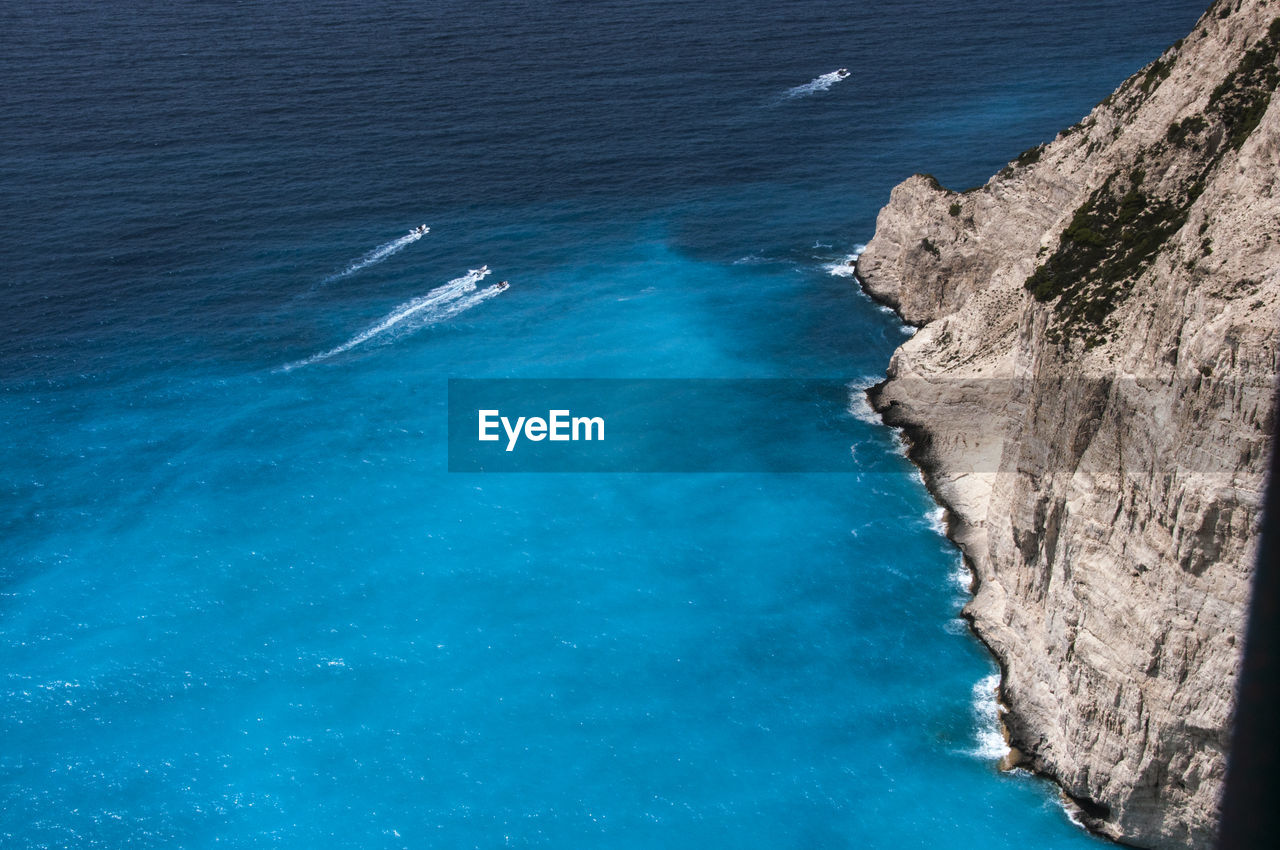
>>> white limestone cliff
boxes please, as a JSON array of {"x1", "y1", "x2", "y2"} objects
[{"x1": 856, "y1": 1, "x2": 1279, "y2": 846}]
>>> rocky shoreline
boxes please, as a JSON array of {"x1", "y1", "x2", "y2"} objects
[
  {"x1": 852, "y1": 1, "x2": 1280, "y2": 847},
  {"x1": 861, "y1": 306, "x2": 1127, "y2": 843}
]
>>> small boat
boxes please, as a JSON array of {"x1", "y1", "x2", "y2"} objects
[
  {"x1": 496, "y1": 280, "x2": 509, "y2": 291},
  {"x1": 835, "y1": 68, "x2": 850, "y2": 78},
  {"x1": 412, "y1": 224, "x2": 430, "y2": 236}
]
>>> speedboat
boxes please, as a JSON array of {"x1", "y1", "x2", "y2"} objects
[
  {"x1": 412, "y1": 224, "x2": 429, "y2": 236},
  {"x1": 835, "y1": 68, "x2": 850, "y2": 78},
  {"x1": 496, "y1": 280, "x2": 509, "y2": 291}
]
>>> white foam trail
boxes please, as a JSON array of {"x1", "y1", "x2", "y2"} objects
[
  {"x1": 323, "y1": 227, "x2": 429, "y2": 283},
  {"x1": 824, "y1": 245, "x2": 866, "y2": 278},
  {"x1": 785, "y1": 69, "x2": 851, "y2": 99},
  {"x1": 394, "y1": 280, "x2": 505, "y2": 336},
  {"x1": 972, "y1": 673, "x2": 1011, "y2": 760},
  {"x1": 281, "y1": 266, "x2": 495, "y2": 371}
]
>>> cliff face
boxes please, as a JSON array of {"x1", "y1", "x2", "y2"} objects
[{"x1": 857, "y1": 2, "x2": 1280, "y2": 847}]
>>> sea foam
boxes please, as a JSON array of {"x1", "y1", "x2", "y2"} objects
[
  {"x1": 823, "y1": 245, "x2": 865, "y2": 278},
  {"x1": 926, "y1": 506, "x2": 947, "y2": 536},
  {"x1": 971, "y1": 673, "x2": 1011, "y2": 760},
  {"x1": 845, "y1": 375, "x2": 882, "y2": 425},
  {"x1": 950, "y1": 555, "x2": 974, "y2": 593}
]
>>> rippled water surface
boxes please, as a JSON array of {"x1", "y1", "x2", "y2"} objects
[{"x1": 1, "y1": 1, "x2": 1208, "y2": 846}]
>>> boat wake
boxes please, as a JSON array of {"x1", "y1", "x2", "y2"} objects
[
  {"x1": 784, "y1": 68, "x2": 850, "y2": 99},
  {"x1": 322, "y1": 225, "x2": 430, "y2": 283},
  {"x1": 281, "y1": 266, "x2": 502, "y2": 371}
]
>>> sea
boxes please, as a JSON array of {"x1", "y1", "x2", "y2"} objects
[{"x1": 0, "y1": 1, "x2": 1209, "y2": 847}]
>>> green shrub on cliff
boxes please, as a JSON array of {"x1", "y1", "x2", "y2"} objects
[
  {"x1": 1166, "y1": 115, "x2": 1207, "y2": 146},
  {"x1": 1025, "y1": 168, "x2": 1191, "y2": 330},
  {"x1": 1207, "y1": 17, "x2": 1280, "y2": 150},
  {"x1": 1015, "y1": 144, "x2": 1043, "y2": 167},
  {"x1": 1025, "y1": 17, "x2": 1280, "y2": 341},
  {"x1": 1140, "y1": 56, "x2": 1172, "y2": 95}
]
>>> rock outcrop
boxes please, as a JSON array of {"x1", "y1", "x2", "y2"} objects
[{"x1": 856, "y1": 1, "x2": 1279, "y2": 847}]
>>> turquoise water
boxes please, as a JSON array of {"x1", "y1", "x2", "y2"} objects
[{"x1": 1, "y1": 1, "x2": 1209, "y2": 846}]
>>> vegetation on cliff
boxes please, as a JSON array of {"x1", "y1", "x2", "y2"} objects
[{"x1": 1023, "y1": 16, "x2": 1280, "y2": 347}]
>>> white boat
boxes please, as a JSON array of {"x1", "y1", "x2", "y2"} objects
[
  {"x1": 835, "y1": 68, "x2": 850, "y2": 78},
  {"x1": 496, "y1": 280, "x2": 509, "y2": 291}
]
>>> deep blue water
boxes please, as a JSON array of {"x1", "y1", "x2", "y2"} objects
[{"x1": 2, "y1": 1, "x2": 1209, "y2": 846}]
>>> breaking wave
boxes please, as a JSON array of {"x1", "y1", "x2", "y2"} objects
[
  {"x1": 1059, "y1": 797, "x2": 1088, "y2": 829},
  {"x1": 845, "y1": 375, "x2": 882, "y2": 425},
  {"x1": 832, "y1": 246, "x2": 916, "y2": 335},
  {"x1": 322, "y1": 226, "x2": 429, "y2": 283},
  {"x1": 282, "y1": 266, "x2": 501, "y2": 371},
  {"x1": 824, "y1": 245, "x2": 865, "y2": 278},
  {"x1": 926, "y1": 506, "x2": 947, "y2": 536},
  {"x1": 950, "y1": 555, "x2": 974, "y2": 593},
  {"x1": 971, "y1": 673, "x2": 1011, "y2": 760}
]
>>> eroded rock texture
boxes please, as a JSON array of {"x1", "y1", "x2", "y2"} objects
[{"x1": 858, "y1": 2, "x2": 1279, "y2": 846}]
